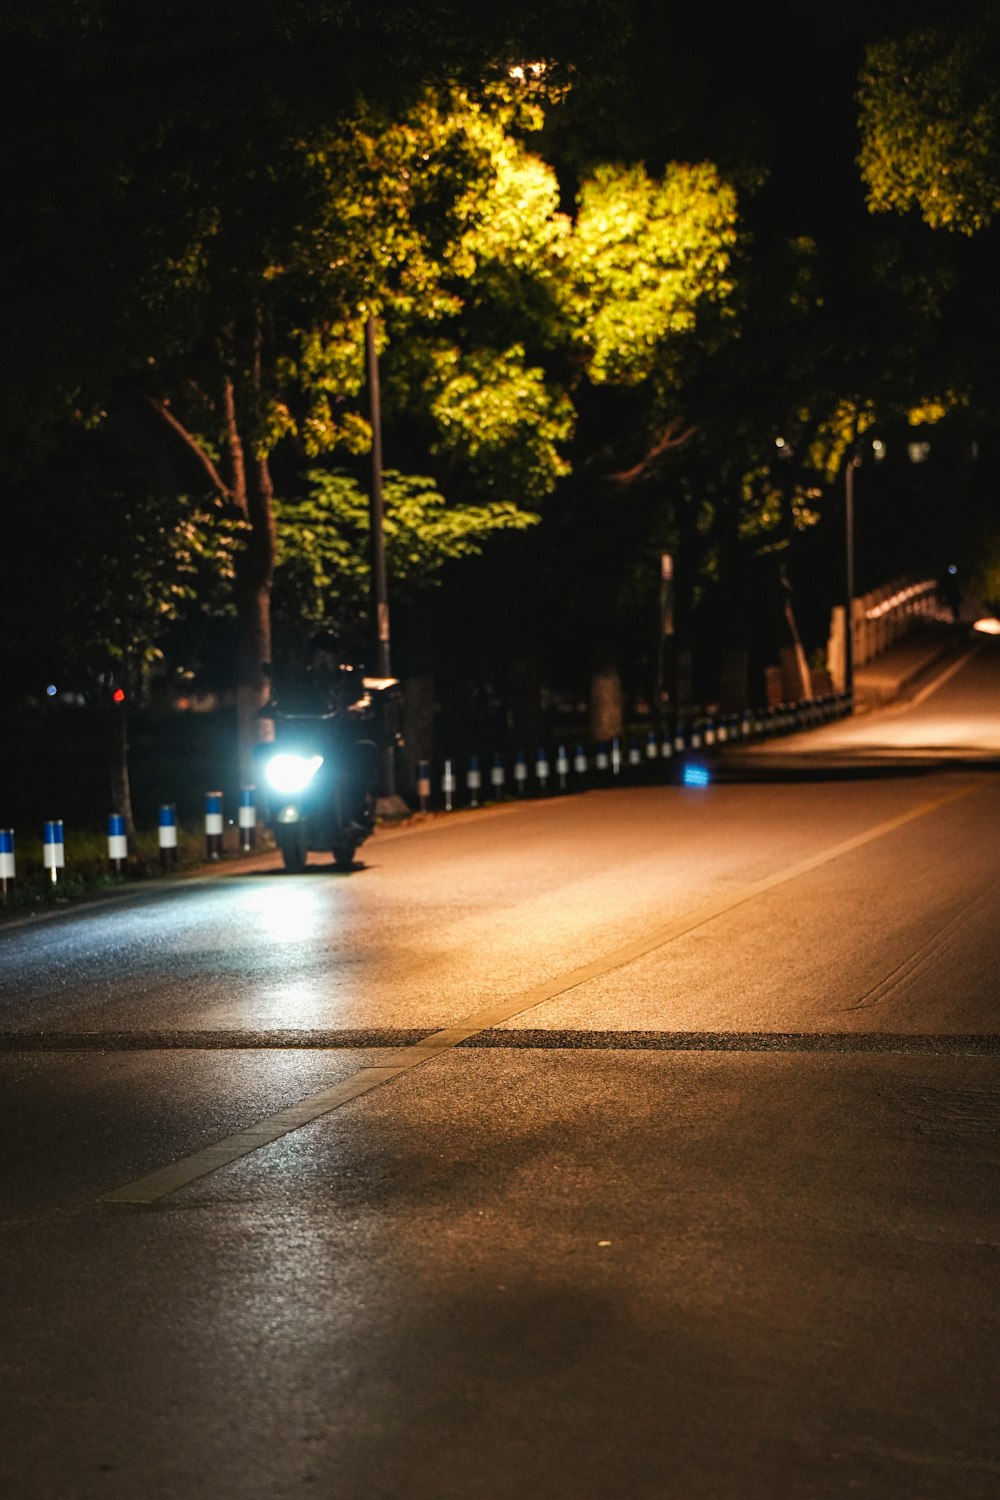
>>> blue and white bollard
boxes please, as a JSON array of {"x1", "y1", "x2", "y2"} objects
[
  {"x1": 595, "y1": 742, "x2": 610, "y2": 776},
  {"x1": 573, "y1": 744, "x2": 588, "y2": 780},
  {"x1": 204, "y1": 790, "x2": 224, "y2": 861},
  {"x1": 535, "y1": 746, "x2": 550, "y2": 794},
  {"x1": 0, "y1": 828, "x2": 14, "y2": 896},
  {"x1": 158, "y1": 803, "x2": 178, "y2": 868},
  {"x1": 660, "y1": 729, "x2": 674, "y2": 761},
  {"x1": 645, "y1": 730, "x2": 659, "y2": 763},
  {"x1": 239, "y1": 786, "x2": 257, "y2": 852},
  {"x1": 627, "y1": 738, "x2": 642, "y2": 771},
  {"x1": 417, "y1": 759, "x2": 431, "y2": 812},
  {"x1": 107, "y1": 812, "x2": 128, "y2": 873},
  {"x1": 43, "y1": 819, "x2": 64, "y2": 883},
  {"x1": 442, "y1": 759, "x2": 456, "y2": 812},
  {"x1": 611, "y1": 737, "x2": 622, "y2": 776},
  {"x1": 556, "y1": 745, "x2": 569, "y2": 791},
  {"x1": 514, "y1": 750, "x2": 528, "y2": 795},
  {"x1": 466, "y1": 755, "x2": 482, "y2": 808},
  {"x1": 490, "y1": 753, "x2": 506, "y2": 798}
]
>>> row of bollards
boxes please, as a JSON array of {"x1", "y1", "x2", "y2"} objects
[
  {"x1": 427, "y1": 739, "x2": 659, "y2": 813},
  {"x1": 0, "y1": 693, "x2": 851, "y2": 892},
  {"x1": 417, "y1": 693, "x2": 853, "y2": 813},
  {"x1": 0, "y1": 788, "x2": 260, "y2": 897}
]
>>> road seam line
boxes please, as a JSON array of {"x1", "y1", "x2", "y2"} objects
[{"x1": 101, "y1": 775, "x2": 991, "y2": 1207}]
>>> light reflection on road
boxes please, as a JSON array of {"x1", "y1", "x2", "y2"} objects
[{"x1": 233, "y1": 878, "x2": 329, "y2": 945}]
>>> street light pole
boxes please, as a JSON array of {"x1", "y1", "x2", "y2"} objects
[
  {"x1": 844, "y1": 452, "x2": 859, "y2": 702},
  {"x1": 366, "y1": 310, "x2": 398, "y2": 802}
]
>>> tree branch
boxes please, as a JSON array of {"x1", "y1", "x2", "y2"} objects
[
  {"x1": 143, "y1": 395, "x2": 232, "y2": 500},
  {"x1": 611, "y1": 419, "x2": 699, "y2": 486},
  {"x1": 222, "y1": 376, "x2": 249, "y2": 521}
]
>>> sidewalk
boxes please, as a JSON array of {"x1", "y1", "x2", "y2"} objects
[{"x1": 851, "y1": 619, "x2": 969, "y2": 707}]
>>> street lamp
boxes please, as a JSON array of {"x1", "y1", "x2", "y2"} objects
[
  {"x1": 365, "y1": 311, "x2": 404, "y2": 809},
  {"x1": 844, "y1": 450, "x2": 859, "y2": 701}
]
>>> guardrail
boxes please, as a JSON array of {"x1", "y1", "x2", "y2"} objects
[{"x1": 828, "y1": 576, "x2": 945, "y2": 689}]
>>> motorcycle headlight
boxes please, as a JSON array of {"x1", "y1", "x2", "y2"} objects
[{"x1": 265, "y1": 753, "x2": 324, "y2": 795}]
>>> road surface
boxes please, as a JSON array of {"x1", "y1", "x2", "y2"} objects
[{"x1": 1, "y1": 637, "x2": 998, "y2": 1499}]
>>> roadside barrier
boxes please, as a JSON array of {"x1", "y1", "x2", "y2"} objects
[
  {"x1": 43, "y1": 819, "x2": 64, "y2": 883},
  {"x1": 441, "y1": 758, "x2": 456, "y2": 812},
  {"x1": 490, "y1": 752, "x2": 506, "y2": 797},
  {"x1": 107, "y1": 813, "x2": 128, "y2": 873},
  {"x1": 425, "y1": 691, "x2": 852, "y2": 812},
  {"x1": 204, "y1": 790, "x2": 224, "y2": 861},
  {"x1": 0, "y1": 829, "x2": 14, "y2": 895},
  {"x1": 0, "y1": 786, "x2": 283, "y2": 896},
  {"x1": 239, "y1": 786, "x2": 257, "y2": 852},
  {"x1": 158, "y1": 803, "x2": 179, "y2": 868},
  {"x1": 0, "y1": 691, "x2": 852, "y2": 895},
  {"x1": 466, "y1": 755, "x2": 482, "y2": 808}
]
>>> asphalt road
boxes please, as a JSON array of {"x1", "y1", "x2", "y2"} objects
[{"x1": 2, "y1": 639, "x2": 999, "y2": 1499}]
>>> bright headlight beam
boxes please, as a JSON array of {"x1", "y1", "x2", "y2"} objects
[{"x1": 265, "y1": 753, "x2": 323, "y2": 795}]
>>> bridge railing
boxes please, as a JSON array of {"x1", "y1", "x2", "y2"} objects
[{"x1": 827, "y1": 576, "x2": 944, "y2": 689}]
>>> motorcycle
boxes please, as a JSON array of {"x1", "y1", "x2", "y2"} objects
[{"x1": 252, "y1": 665, "x2": 395, "y2": 873}]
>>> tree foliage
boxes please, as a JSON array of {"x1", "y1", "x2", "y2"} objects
[
  {"x1": 273, "y1": 469, "x2": 537, "y2": 631},
  {"x1": 8, "y1": 0, "x2": 1000, "y2": 767},
  {"x1": 858, "y1": 16, "x2": 1000, "y2": 234}
]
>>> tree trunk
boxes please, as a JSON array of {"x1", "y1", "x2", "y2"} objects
[
  {"x1": 145, "y1": 364, "x2": 277, "y2": 786},
  {"x1": 782, "y1": 571, "x2": 814, "y2": 700},
  {"x1": 235, "y1": 573, "x2": 274, "y2": 785},
  {"x1": 507, "y1": 657, "x2": 545, "y2": 748},
  {"x1": 225, "y1": 376, "x2": 276, "y2": 784},
  {"x1": 398, "y1": 601, "x2": 435, "y2": 801},
  {"x1": 109, "y1": 706, "x2": 135, "y2": 840},
  {"x1": 588, "y1": 652, "x2": 624, "y2": 743}
]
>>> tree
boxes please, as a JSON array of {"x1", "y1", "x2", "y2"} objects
[
  {"x1": 272, "y1": 468, "x2": 538, "y2": 635},
  {"x1": 0, "y1": 4, "x2": 622, "y2": 778},
  {"x1": 0, "y1": 418, "x2": 241, "y2": 830},
  {"x1": 858, "y1": 13, "x2": 1000, "y2": 234}
]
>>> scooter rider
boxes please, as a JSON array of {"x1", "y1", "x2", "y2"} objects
[{"x1": 256, "y1": 634, "x2": 380, "y2": 868}]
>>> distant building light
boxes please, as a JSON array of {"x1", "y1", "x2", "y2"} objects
[
  {"x1": 908, "y1": 441, "x2": 931, "y2": 464},
  {"x1": 46, "y1": 684, "x2": 57, "y2": 697},
  {"x1": 947, "y1": 564, "x2": 958, "y2": 576},
  {"x1": 872, "y1": 439, "x2": 886, "y2": 461}
]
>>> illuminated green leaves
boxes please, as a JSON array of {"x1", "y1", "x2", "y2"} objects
[
  {"x1": 426, "y1": 344, "x2": 573, "y2": 503},
  {"x1": 273, "y1": 469, "x2": 538, "y2": 624},
  {"x1": 559, "y1": 162, "x2": 738, "y2": 384},
  {"x1": 858, "y1": 26, "x2": 1000, "y2": 234}
]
